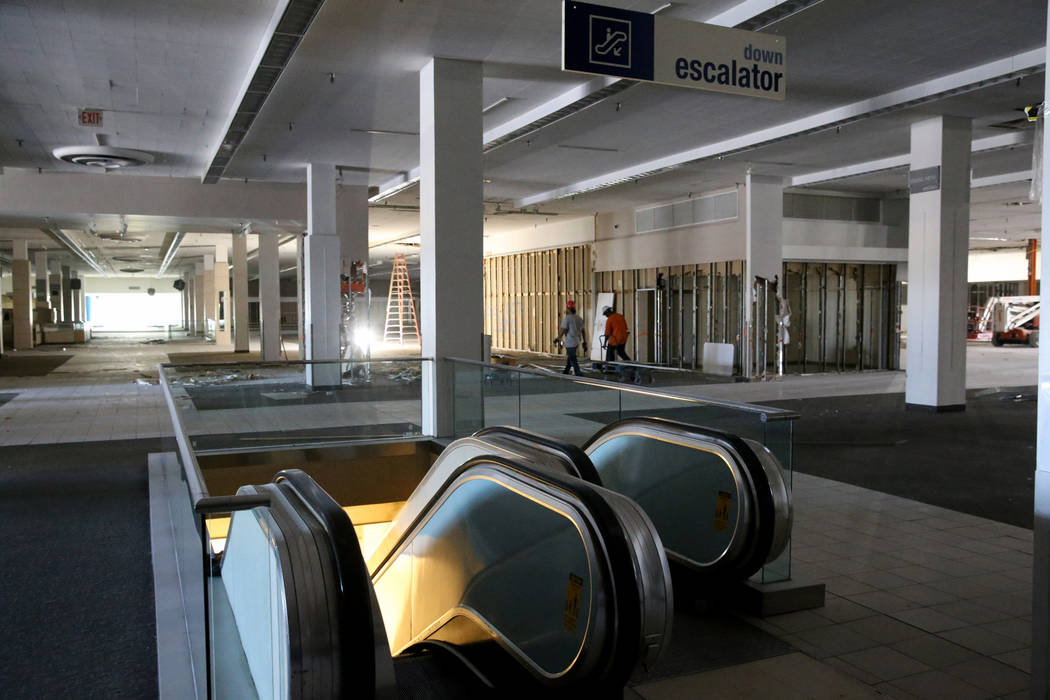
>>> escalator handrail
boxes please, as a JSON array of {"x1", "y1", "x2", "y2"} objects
[
  {"x1": 368, "y1": 453, "x2": 650, "y2": 691},
  {"x1": 582, "y1": 416, "x2": 778, "y2": 579},
  {"x1": 474, "y1": 425, "x2": 601, "y2": 483},
  {"x1": 273, "y1": 468, "x2": 392, "y2": 699}
]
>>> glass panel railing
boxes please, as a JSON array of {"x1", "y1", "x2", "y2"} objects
[
  {"x1": 446, "y1": 357, "x2": 796, "y2": 583},
  {"x1": 162, "y1": 358, "x2": 432, "y2": 453},
  {"x1": 758, "y1": 418, "x2": 793, "y2": 583}
]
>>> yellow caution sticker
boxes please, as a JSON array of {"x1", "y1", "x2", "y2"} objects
[
  {"x1": 563, "y1": 573, "x2": 584, "y2": 632},
  {"x1": 714, "y1": 491, "x2": 732, "y2": 531}
]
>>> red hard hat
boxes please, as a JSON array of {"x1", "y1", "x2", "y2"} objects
[{"x1": 565, "y1": 300, "x2": 576, "y2": 309}]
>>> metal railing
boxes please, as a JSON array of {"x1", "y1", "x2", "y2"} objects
[{"x1": 446, "y1": 356, "x2": 799, "y2": 422}]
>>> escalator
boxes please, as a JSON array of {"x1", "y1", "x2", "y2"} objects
[
  {"x1": 217, "y1": 451, "x2": 673, "y2": 698},
  {"x1": 582, "y1": 417, "x2": 792, "y2": 581},
  {"x1": 446, "y1": 419, "x2": 793, "y2": 582}
]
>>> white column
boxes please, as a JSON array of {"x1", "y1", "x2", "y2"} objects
[
  {"x1": 180, "y1": 274, "x2": 188, "y2": 330},
  {"x1": 1031, "y1": 9, "x2": 1050, "y2": 693},
  {"x1": 905, "y1": 116, "x2": 971, "y2": 411},
  {"x1": 419, "y1": 58, "x2": 484, "y2": 436},
  {"x1": 60, "y1": 265, "x2": 71, "y2": 323},
  {"x1": 304, "y1": 163, "x2": 342, "y2": 386},
  {"x1": 78, "y1": 273, "x2": 86, "y2": 323},
  {"x1": 296, "y1": 234, "x2": 305, "y2": 360},
  {"x1": 213, "y1": 245, "x2": 231, "y2": 346},
  {"x1": 34, "y1": 251, "x2": 48, "y2": 308},
  {"x1": 184, "y1": 269, "x2": 194, "y2": 334},
  {"x1": 232, "y1": 231, "x2": 250, "y2": 352},
  {"x1": 194, "y1": 263, "x2": 205, "y2": 335},
  {"x1": 49, "y1": 271, "x2": 62, "y2": 323},
  {"x1": 11, "y1": 240, "x2": 31, "y2": 349},
  {"x1": 259, "y1": 234, "x2": 282, "y2": 361},
  {"x1": 744, "y1": 173, "x2": 784, "y2": 378},
  {"x1": 338, "y1": 183, "x2": 370, "y2": 359},
  {"x1": 70, "y1": 271, "x2": 81, "y2": 323},
  {"x1": 203, "y1": 254, "x2": 215, "y2": 339}
]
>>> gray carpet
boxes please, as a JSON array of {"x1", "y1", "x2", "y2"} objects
[
  {"x1": 0, "y1": 355, "x2": 72, "y2": 376},
  {"x1": 0, "y1": 438, "x2": 162, "y2": 698},
  {"x1": 572, "y1": 386, "x2": 1037, "y2": 529}
]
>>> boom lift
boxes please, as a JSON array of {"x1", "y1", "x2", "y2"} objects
[{"x1": 985, "y1": 296, "x2": 1040, "y2": 347}]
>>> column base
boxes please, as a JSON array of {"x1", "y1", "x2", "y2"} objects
[
  {"x1": 233, "y1": 349, "x2": 251, "y2": 354},
  {"x1": 728, "y1": 578, "x2": 826, "y2": 617},
  {"x1": 905, "y1": 403, "x2": 965, "y2": 413}
]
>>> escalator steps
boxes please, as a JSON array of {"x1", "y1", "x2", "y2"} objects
[{"x1": 392, "y1": 648, "x2": 494, "y2": 699}]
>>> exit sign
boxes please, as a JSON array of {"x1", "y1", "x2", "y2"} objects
[{"x1": 78, "y1": 109, "x2": 103, "y2": 127}]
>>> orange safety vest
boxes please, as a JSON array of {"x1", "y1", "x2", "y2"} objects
[{"x1": 604, "y1": 313, "x2": 629, "y2": 345}]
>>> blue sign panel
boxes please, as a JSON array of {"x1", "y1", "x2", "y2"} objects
[{"x1": 562, "y1": 1, "x2": 654, "y2": 82}]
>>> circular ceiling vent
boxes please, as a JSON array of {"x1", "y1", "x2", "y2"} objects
[
  {"x1": 119, "y1": 267, "x2": 145, "y2": 273},
  {"x1": 112, "y1": 255, "x2": 150, "y2": 262},
  {"x1": 52, "y1": 145, "x2": 155, "y2": 169}
]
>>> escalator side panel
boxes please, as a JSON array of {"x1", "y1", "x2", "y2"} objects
[
  {"x1": 221, "y1": 502, "x2": 294, "y2": 700},
  {"x1": 584, "y1": 417, "x2": 791, "y2": 581},
  {"x1": 586, "y1": 433, "x2": 751, "y2": 575},
  {"x1": 373, "y1": 472, "x2": 602, "y2": 680}
]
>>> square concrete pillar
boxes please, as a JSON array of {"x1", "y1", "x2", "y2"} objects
[
  {"x1": 304, "y1": 163, "x2": 342, "y2": 387},
  {"x1": 744, "y1": 173, "x2": 784, "y2": 378},
  {"x1": 203, "y1": 254, "x2": 216, "y2": 339},
  {"x1": 419, "y1": 58, "x2": 484, "y2": 436},
  {"x1": 258, "y1": 234, "x2": 282, "y2": 361},
  {"x1": 214, "y1": 247, "x2": 231, "y2": 346},
  {"x1": 11, "y1": 240, "x2": 31, "y2": 349},
  {"x1": 905, "y1": 116, "x2": 972, "y2": 411},
  {"x1": 232, "y1": 232, "x2": 250, "y2": 352}
]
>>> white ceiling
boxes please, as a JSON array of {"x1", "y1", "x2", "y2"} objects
[
  {"x1": 0, "y1": 0, "x2": 281, "y2": 177},
  {"x1": 0, "y1": 0, "x2": 1047, "y2": 271}
]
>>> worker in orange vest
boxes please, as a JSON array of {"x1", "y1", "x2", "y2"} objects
[{"x1": 602, "y1": 305, "x2": 630, "y2": 363}]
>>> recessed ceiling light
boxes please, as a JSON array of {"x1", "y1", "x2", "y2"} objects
[{"x1": 1006, "y1": 201, "x2": 1030, "y2": 206}]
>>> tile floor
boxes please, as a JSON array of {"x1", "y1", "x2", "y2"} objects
[{"x1": 1, "y1": 335, "x2": 1038, "y2": 698}]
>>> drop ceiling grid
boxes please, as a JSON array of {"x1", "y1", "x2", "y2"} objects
[
  {"x1": 0, "y1": 0, "x2": 282, "y2": 176},
  {"x1": 256, "y1": 0, "x2": 1044, "y2": 195}
]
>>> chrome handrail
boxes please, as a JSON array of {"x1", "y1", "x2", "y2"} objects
[
  {"x1": 445, "y1": 356, "x2": 799, "y2": 421},
  {"x1": 158, "y1": 363, "x2": 211, "y2": 507},
  {"x1": 160, "y1": 356, "x2": 432, "y2": 370}
]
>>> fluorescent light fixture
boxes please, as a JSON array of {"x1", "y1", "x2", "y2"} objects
[
  {"x1": 156, "y1": 231, "x2": 185, "y2": 277},
  {"x1": 351, "y1": 128, "x2": 419, "y2": 137},
  {"x1": 482, "y1": 97, "x2": 510, "y2": 114},
  {"x1": 558, "y1": 144, "x2": 620, "y2": 152},
  {"x1": 970, "y1": 236, "x2": 1008, "y2": 241},
  {"x1": 368, "y1": 176, "x2": 420, "y2": 204}
]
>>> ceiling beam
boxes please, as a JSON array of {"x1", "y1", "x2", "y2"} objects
[
  {"x1": 157, "y1": 231, "x2": 186, "y2": 277},
  {"x1": 789, "y1": 132, "x2": 1032, "y2": 187},
  {"x1": 515, "y1": 48, "x2": 1045, "y2": 207},
  {"x1": 42, "y1": 227, "x2": 107, "y2": 275},
  {"x1": 0, "y1": 170, "x2": 307, "y2": 223},
  {"x1": 375, "y1": 0, "x2": 812, "y2": 197},
  {"x1": 200, "y1": 0, "x2": 326, "y2": 184},
  {"x1": 971, "y1": 170, "x2": 1034, "y2": 188}
]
